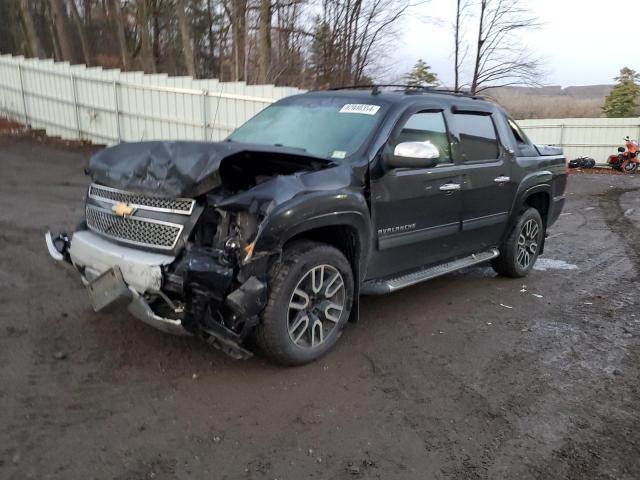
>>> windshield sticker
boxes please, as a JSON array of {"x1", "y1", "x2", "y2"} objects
[
  {"x1": 340, "y1": 104, "x2": 381, "y2": 115},
  {"x1": 331, "y1": 150, "x2": 347, "y2": 159}
]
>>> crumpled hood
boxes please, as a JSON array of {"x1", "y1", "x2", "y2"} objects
[{"x1": 88, "y1": 141, "x2": 332, "y2": 198}]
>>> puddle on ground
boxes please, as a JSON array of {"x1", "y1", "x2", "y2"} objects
[{"x1": 533, "y1": 258, "x2": 578, "y2": 271}]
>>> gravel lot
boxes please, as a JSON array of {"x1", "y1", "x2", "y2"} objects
[{"x1": 1, "y1": 135, "x2": 639, "y2": 480}]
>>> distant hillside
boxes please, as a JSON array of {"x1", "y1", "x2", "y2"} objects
[{"x1": 483, "y1": 85, "x2": 612, "y2": 119}]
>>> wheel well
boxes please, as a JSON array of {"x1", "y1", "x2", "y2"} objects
[
  {"x1": 524, "y1": 191, "x2": 550, "y2": 226},
  {"x1": 285, "y1": 225, "x2": 361, "y2": 323},
  {"x1": 285, "y1": 225, "x2": 360, "y2": 274}
]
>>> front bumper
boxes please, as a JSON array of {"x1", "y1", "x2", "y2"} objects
[
  {"x1": 45, "y1": 230, "x2": 266, "y2": 358},
  {"x1": 46, "y1": 230, "x2": 188, "y2": 335}
]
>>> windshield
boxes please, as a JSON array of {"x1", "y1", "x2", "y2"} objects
[{"x1": 227, "y1": 97, "x2": 386, "y2": 161}]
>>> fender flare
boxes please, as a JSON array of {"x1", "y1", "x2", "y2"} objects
[
  {"x1": 502, "y1": 178, "x2": 552, "y2": 245},
  {"x1": 250, "y1": 192, "x2": 373, "y2": 280}
]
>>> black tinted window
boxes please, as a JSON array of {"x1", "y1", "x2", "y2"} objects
[
  {"x1": 455, "y1": 114, "x2": 499, "y2": 161},
  {"x1": 396, "y1": 111, "x2": 451, "y2": 164}
]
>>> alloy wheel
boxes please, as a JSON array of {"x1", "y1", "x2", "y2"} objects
[
  {"x1": 287, "y1": 265, "x2": 346, "y2": 348},
  {"x1": 517, "y1": 218, "x2": 540, "y2": 270}
]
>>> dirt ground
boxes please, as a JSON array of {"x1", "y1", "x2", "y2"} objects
[{"x1": 1, "y1": 135, "x2": 639, "y2": 480}]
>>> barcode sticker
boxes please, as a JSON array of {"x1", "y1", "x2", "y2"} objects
[{"x1": 339, "y1": 104, "x2": 381, "y2": 115}]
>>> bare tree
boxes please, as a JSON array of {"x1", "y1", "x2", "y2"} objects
[
  {"x1": 69, "y1": 0, "x2": 92, "y2": 65},
  {"x1": 176, "y1": 0, "x2": 196, "y2": 77},
  {"x1": 18, "y1": 0, "x2": 45, "y2": 58},
  {"x1": 49, "y1": 0, "x2": 76, "y2": 62},
  {"x1": 470, "y1": 0, "x2": 542, "y2": 94},
  {"x1": 4, "y1": 0, "x2": 419, "y2": 88},
  {"x1": 136, "y1": 0, "x2": 156, "y2": 73},
  {"x1": 108, "y1": 0, "x2": 131, "y2": 70},
  {"x1": 257, "y1": 0, "x2": 272, "y2": 84},
  {"x1": 226, "y1": 0, "x2": 247, "y2": 81},
  {"x1": 453, "y1": 0, "x2": 471, "y2": 91},
  {"x1": 311, "y1": 0, "x2": 416, "y2": 88}
]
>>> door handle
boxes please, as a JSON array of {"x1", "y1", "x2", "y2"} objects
[
  {"x1": 439, "y1": 183, "x2": 461, "y2": 192},
  {"x1": 494, "y1": 176, "x2": 510, "y2": 183}
]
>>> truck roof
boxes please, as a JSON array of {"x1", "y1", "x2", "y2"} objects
[{"x1": 301, "y1": 86, "x2": 498, "y2": 112}]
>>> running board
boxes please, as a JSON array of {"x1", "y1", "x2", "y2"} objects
[{"x1": 361, "y1": 249, "x2": 500, "y2": 295}]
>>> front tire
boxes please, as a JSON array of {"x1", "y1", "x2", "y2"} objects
[
  {"x1": 491, "y1": 208, "x2": 543, "y2": 278},
  {"x1": 256, "y1": 240, "x2": 354, "y2": 366}
]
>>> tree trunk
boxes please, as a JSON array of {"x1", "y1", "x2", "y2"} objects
[
  {"x1": 18, "y1": 0, "x2": 44, "y2": 58},
  {"x1": 49, "y1": 0, "x2": 76, "y2": 62},
  {"x1": 109, "y1": 0, "x2": 130, "y2": 70},
  {"x1": 69, "y1": 0, "x2": 92, "y2": 65},
  {"x1": 470, "y1": 0, "x2": 486, "y2": 95},
  {"x1": 257, "y1": 0, "x2": 272, "y2": 84},
  {"x1": 45, "y1": 0, "x2": 62, "y2": 60},
  {"x1": 84, "y1": 0, "x2": 92, "y2": 25},
  {"x1": 152, "y1": 0, "x2": 160, "y2": 64},
  {"x1": 176, "y1": 0, "x2": 196, "y2": 77},
  {"x1": 138, "y1": 0, "x2": 156, "y2": 73},
  {"x1": 231, "y1": 0, "x2": 246, "y2": 81}
]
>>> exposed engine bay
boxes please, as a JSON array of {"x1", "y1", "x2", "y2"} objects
[{"x1": 48, "y1": 141, "x2": 347, "y2": 359}]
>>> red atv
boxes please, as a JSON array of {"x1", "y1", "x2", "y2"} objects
[{"x1": 608, "y1": 136, "x2": 639, "y2": 173}]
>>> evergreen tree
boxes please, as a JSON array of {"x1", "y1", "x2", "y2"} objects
[
  {"x1": 603, "y1": 67, "x2": 640, "y2": 118},
  {"x1": 405, "y1": 59, "x2": 439, "y2": 87}
]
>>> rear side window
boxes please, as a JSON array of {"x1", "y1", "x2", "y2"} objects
[
  {"x1": 395, "y1": 111, "x2": 451, "y2": 164},
  {"x1": 455, "y1": 114, "x2": 499, "y2": 161}
]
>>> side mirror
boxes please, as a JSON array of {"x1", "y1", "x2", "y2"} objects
[{"x1": 386, "y1": 141, "x2": 440, "y2": 169}]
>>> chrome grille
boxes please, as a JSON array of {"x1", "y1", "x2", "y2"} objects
[
  {"x1": 88, "y1": 184, "x2": 195, "y2": 215},
  {"x1": 86, "y1": 205, "x2": 183, "y2": 250}
]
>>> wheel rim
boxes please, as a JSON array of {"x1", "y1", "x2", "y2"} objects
[
  {"x1": 517, "y1": 219, "x2": 540, "y2": 270},
  {"x1": 287, "y1": 264, "x2": 346, "y2": 349}
]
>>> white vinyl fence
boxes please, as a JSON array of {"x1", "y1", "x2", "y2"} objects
[
  {"x1": 0, "y1": 54, "x2": 301, "y2": 145},
  {"x1": 518, "y1": 118, "x2": 640, "y2": 164},
  {"x1": 0, "y1": 55, "x2": 636, "y2": 164}
]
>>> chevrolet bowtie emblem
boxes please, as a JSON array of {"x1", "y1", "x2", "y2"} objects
[{"x1": 111, "y1": 202, "x2": 136, "y2": 217}]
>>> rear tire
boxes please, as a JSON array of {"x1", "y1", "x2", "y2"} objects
[
  {"x1": 491, "y1": 208, "x2": 543, "y2": 278},
  {"x1": 256, "y1": 240, "x2": 354, "y2": 366}
]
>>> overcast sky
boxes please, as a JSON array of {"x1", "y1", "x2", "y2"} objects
[{"x1": 397, "y1": 0, "x2": 636, "y2": 88}]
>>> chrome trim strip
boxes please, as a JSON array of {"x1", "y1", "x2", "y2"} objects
[
  {"x1": 85, "y1": 205, "x2": 184, "y2": 250},
  {"x1": 461, "y1": 212, "x2": 509, "y2": 231},
  {"x1": 45, "y1": 231, "x2": 64, "y2": 261},
  {"x1": 88, "y1": 183, "x2": 196, "y2": 215}
]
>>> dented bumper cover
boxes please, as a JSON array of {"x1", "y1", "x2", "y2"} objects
[{"x1": 45, "y1": 229, "x2": 266, "y2": 359}]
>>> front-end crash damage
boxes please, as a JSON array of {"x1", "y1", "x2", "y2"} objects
[{"x1": 46, "y1": 141, "x2": 354, "y2": 359}]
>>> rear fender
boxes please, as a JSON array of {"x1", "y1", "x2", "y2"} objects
[{"x1": 502, "y1": 177, "x2": 552, "y2": 244}]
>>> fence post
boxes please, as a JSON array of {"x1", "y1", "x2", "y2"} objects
[
  {"x1": 113, "y1": 81, "x2": 121, "y2": 142},
  {"x1": 202, "y1": 89, "x2": 208, "y2": 141},
  {"x1": 17, "y1": 64, "x2": 28, "y2": 126},
  {"x1": 559, "y1": 123, "x2": 565, "y2": 147},
  {"x1": 70, "y1": 73, "x2": 81, "y2": 138}
]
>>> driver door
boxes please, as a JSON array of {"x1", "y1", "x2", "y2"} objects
[{"x1": 367, "y1": 109, "x2": 465, "y2": 280}]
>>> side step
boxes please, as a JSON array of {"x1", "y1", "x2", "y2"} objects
[{"x1": 361, "y1": 249, "x2": 500, "y2": 295}]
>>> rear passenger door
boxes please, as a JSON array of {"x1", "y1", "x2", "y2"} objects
[{"x1": 448, "y1": 110, "x2": 515, "y2": 250}]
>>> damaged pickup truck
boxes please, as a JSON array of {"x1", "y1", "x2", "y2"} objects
[{"x1": 46, "y1": 86, "x2": 567, "y2": 365}]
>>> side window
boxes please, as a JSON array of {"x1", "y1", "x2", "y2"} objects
[
  {"x1": 508, "y1": 118, "x2": 528, "y2": 145},
  {"x1": 455, "y1": 114, "x2": 499, "y2": 162},
  {"x1": 395, "y1": 111, "x2": 451, "y2": 164},
  {"x1": 507, "y1": 117, "x2": 538, "y2": 157}
]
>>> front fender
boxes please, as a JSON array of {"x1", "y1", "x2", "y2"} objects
[{"x1": 251, "y1": 190, "x2": 372, "y2": 273}]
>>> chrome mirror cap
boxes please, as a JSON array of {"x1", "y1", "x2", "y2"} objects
[{"x1": 394, "y1": 141, "x2": 440, "y2": 160}]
